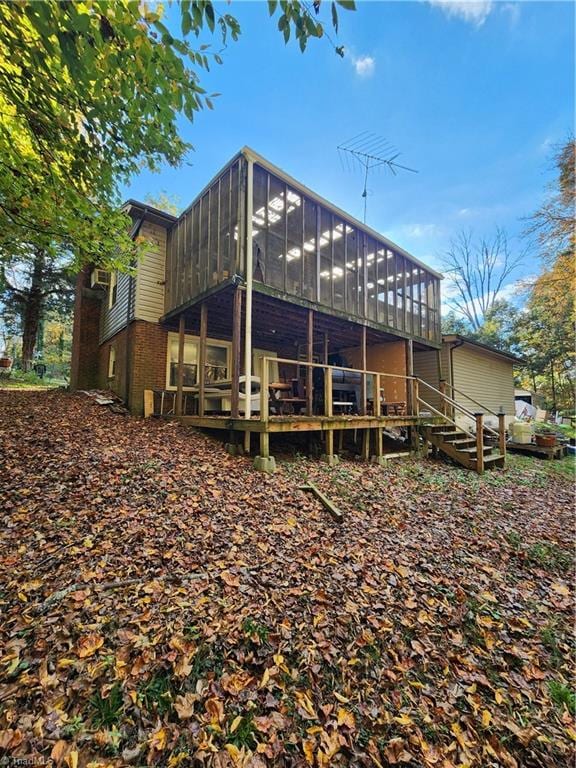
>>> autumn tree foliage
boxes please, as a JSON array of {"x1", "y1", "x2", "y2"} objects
[
  {"x1": 517, "y1": 138, "x2": 576, "y2": 411},
  {"x1": 0, "y1": 0, "x2": 353, "y2": 364},
  {"x1": 0, "y1": 0, "x2": 352, "y2": 270}
]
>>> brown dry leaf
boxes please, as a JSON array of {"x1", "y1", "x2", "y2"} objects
[
  {"x1": 205, "y1": 696, "x2": 225, "y2": 725},
  {"x1": 76, "y1": 633, "x2": 104, "y2": 658},
  {"x1": 336, "y1": 707, "x2": 355, "y2": 729},
  {"x1": 220, "y1": 570, "x2": 241, "y2": 587},
  {"x1": 174, "y1": 692, "x2": 195, "y2": 720}
]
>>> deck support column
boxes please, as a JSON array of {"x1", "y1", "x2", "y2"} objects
[
  {"x1": 243, "y1": 160, "x2": 254, "y2": 457},
  {"x1": 254, "y1": 431, "x2": 276, "y2": 473},
  {"x1": 405, "y1": 339, "x2": 414, "y2": 413},
  {"x1": 475, "y1": 412, "x2": 485, "y2": 474},
  {"x1": 231, "y1": 286, "x2": 242, "y2": 419},
  {"x1": 198, "y1": 303, "x2": 207, "y2": 417},
  {"x1": 306, "y1": 309, "x2": 314, "y2": 416},
  {"x1": 498, "y1": 411, "x2": 507, "y2": 463},
  {"x1": 361, "y1": 429, "x2": 370, "y2": 461},
  {"x1": 360, "y1": 325, "x2": 367, "y2": 416},
  {"x1": 405, "y1": 338, "x2": 415, "y2": 452},
  {"x1": 371, "y1": 427, "x2": 385, "y2": 465},
  {"x1": 175, "y1": 314, "x2": 185, "y2": 417},
  {"x1": 321, "y1": 429, "x2": 339, "y2": 466},
  {"x1": 439, "y1": 379, "x2": 447, "y2": 415}
]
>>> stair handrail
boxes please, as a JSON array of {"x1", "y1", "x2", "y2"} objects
[
  {"x1": 417, "y1": 378, "x2": 476, "y2": 419},
  {"x1": 416, "y1": 395, "x2": 477, "y2": 442},
  {"x1": 443, "y1": 381, "x2": 502, "y2": 420},
  {"x1": 417, "y1": 378, "x2": 500, "y2": 439}
]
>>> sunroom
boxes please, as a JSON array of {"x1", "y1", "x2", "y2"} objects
[{"x1": 155, "y1": 147, "x2": 443, "y2": 463}]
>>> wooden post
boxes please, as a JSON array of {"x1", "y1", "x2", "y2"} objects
[
  {"x1": 306, "y1": 309, "x2": 314, "y2": 416},
  {"x1": 144, "y1": 389, "x2": 154, "y2": 418},
  {"x1": 475, "y1": 412, "x2": 484, "y2": 474},
  {"x1": 324, "y1": 364, "x2": 333, "y2": 417},
  {"x1": 259, "y1": 432, "x2": 269, "y2": 459},
  {"x1": 175, "y1": 314, "x2": 185, "y2": 416},
  {"x1": 198, "y1": 303, "x2": 207, "y2": 417},
  {"x1": 361, "y1": 429, "x2": 370, "y2": 461},
  {"x1": 323, "y1": 333, "x2": 329, "y2": 365},
  {"x1": 325, "y1": 430, "x2": 334, "y2": 459},
  {"x1": 439, "y1": 379, "x2": 447, "y2": 416},
  {"x1": 231, "y1": 287, "x2": 242, "y2": 419},
  {"x1": 498, "y1": 411, "x2": 506, "y2": 461},
  {"x1": 244, "y1": 431, "x2": 251, "y2": 454},
  {"x1": 260, "y1": 357, "x2": 269, "y2": 422},
  {"x1": 375, "y1": 427, "x2": 383, "y2": 458},
  {"x1": 405, "y1": 339, "x2": 414, "y2": 414},
  {"x1": 360, "y1": 325, "x2": 367, "y2": 416},
  {"x1": 374, "y1": 374, "x2": 381, "y2": 417},
  {"x1": 412, "y1": 378, "x2": 420, "y2": 417},
  {"x1": 436, "y1": 347, "x2": 443, "y2": 381}
]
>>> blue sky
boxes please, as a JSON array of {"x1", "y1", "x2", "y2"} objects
[{"x1": 124, "y1": 0, "x2": 574, "y2": 295}]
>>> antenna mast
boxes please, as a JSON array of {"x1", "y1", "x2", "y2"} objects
[{"x1": 337, "y1": 133, "x2": 417, "y2": 223}]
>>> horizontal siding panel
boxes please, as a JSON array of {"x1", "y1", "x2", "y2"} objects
[
  {"x1": 135, "y1": 222, "x2": 166, "y2": 323},
  {"x1": 453, "y1": 345, "x2": 515, "y2": 430},
  {"x1": 414, "y1": 350, "x2": 441, "y2": 412},
  {"x1": 100, "y1": 272, "x2": 133, "y2": 343}
]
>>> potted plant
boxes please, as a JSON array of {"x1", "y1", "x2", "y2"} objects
[{"x1": 535, "y1": 424, "x2": 557, "y2": 448}]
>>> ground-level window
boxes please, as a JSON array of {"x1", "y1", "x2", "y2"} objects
[
  {"x1": 108, "y1": 347, "x2": 116, "y2": 378},
  {"x1": 166, "y1": 334, "x2": 230, "y2": 389}
]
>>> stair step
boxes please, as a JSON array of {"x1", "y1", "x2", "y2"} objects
[
  {"x1": 472, "y1": 454, "x2": 505, "y2": 467},
  {"x1": 450, "y1": 438, "x2": 477, "y2": 446},
  {"x1": 459, "y1": 446, "x2": 494, "y2": 456},
  {"x1": 428, "y1": 424, "x2": 458, "y2": 433},
  {"x1": 433, "y1": 431, "x2": 470, "y2": 442}
]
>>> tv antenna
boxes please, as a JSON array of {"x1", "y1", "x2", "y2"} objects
[{"x1": 337, "y1": 132, "x2": 418, "y2": 224}]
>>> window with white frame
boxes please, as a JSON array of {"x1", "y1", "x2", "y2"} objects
[
  {"x1": 166, "y1": 334, "x2": 230, "y2": 389},
  {"x1": 108, "y1": 346, "x2": 116, "y2": 378}
]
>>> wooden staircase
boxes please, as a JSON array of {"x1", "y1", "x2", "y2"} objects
[{"x1": 422, "y1": 423, "x2": 505, "y2": 472}]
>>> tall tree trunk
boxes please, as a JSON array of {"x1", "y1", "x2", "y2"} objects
[
  {"x1": 549, "y1": 360, "x2": 557, "y2": 412},
  {"x1": 21, "y1": 249, "x2": 45, "y2": 372}
]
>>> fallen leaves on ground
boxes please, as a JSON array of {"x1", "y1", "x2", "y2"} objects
[{"x1": 0, "y1": 390, "x2": 574, "y2": 766}]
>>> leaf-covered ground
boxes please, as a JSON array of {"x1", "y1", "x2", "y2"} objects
[{"x1": 0, "y1": 390, "x2": 574, "y2": 768}]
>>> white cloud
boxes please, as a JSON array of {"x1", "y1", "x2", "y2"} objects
[
  {"x1": 501, "y1": 2, "x2": 521, "y2": 26},
  {"x1": 403, "y1": 223, "x2": 443, "y2": 238},
  {"x1": 427, "y1": 1, "x2": 494, "y2": 27},
  {"x1": 352, "y1": 55, "x2": 375, "y2": 78}
]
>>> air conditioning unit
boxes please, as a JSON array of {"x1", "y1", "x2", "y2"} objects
[{"x1": 90, "y1": 269, "x2": 110, "y2": 289}]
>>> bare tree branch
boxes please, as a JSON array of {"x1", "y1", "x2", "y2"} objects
[{"x1": 440, "y1": 228, "x2": 523, "y2": 331}]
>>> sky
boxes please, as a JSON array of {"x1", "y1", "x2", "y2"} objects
[{"x1": 123, "y1": 0, "x2": 575, "y2": 306}]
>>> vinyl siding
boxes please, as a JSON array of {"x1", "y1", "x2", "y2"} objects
[
  {"x1": 452, "y1": 344, "x2": 515, "y2": 430},
  {"x1": 99, "y1": 271, "x2": 134, "y2": 344},
  {"x1": 135, "y1": 221, "x2": 167, "y2": 323},
  {"x1": 413, "y1": 350, "x2": 441, "y2": 412}
]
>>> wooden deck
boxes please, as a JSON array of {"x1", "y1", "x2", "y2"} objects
[
  {"x1": 507, "y1": 440, "x2": 568, "y2": 460},
  {"x1": 174, "y1": 413, "x2": 444, "y2": 433}
]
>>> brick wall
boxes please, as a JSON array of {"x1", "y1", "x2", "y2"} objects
[
  {"x1": 97, "y1": 321, "x2": 168, "y2": 414},
  {"x1": 70, "y1": 267, "x2": 104, "y2": 390},
  {"x1": 98, "y1": 327, "x2": 128, "y2": 400},
  {"x1": 129, "y1": 321, "x2": 168, "y2": 414}
]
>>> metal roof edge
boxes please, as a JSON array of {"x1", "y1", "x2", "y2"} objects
[{"x1": 442, "y1": 334, "x2": 525, "y2": 364}]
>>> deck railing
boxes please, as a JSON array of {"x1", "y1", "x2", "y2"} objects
[
  {"x1": 259, "y1": 356, "x2": 417, "y2": 423},
  {"x1": 257, "y1": 355, "x2": 506, "y2": 461}
]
